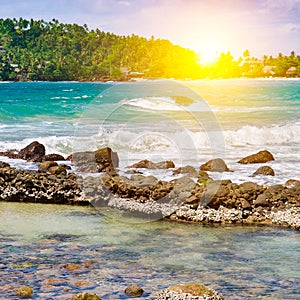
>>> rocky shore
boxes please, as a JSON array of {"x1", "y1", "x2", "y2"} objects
[{"x1": 0, "y1": 142, "x2": 299, "y2": 231}]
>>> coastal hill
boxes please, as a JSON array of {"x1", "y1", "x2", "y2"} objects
[{"x1": 0, "y1": 18, "x2": 299, "y2": 81}]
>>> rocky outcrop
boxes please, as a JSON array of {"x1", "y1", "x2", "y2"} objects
[
  {"x1": 200, "y1": 158, "x2": 230, "y2": 172},
  {"x1": 0, "y1": 162, "x2": 84, "y2": 205},
  {"x1": 72, "y1": 147, "x2": 119, "y2": 173},
  {"x1": 18, "y1": 141, "x2": 46, "y2": 162},
  {"x1": 173, "y1": 165, "x2": 198, "y2": 176},
  {"x1": 252, "y1": 165, "x2": 275, "y2": 176},
  {"x1": 128, "y1": 159, "x2": 175, "y2": 169},
  {"x1": 238, "y1": 150, "x2": 275, "y2": 164},
  {"x1": 156, "y1": 283, "x2": 224, "y2": 300}
]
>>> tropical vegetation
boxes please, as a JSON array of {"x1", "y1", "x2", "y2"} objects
[{"x1": 0, "y1": 18, "x2": 299, "y2": 81}]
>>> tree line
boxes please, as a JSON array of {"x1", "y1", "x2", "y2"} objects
[{"x1": 0, "y1": 18, "x2": 299, "y2": 81}]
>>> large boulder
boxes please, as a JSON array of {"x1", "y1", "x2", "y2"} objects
[
  {"x1": 39, "y1": 161, "x2": 58, "y2": 172},
  {"x1": 72, "y1": 147, "x2": 119, "y2": 173},
  {"x1": 128, "y1": 159, "x2": 175, "y2": 169},
  {"x1": 238, "y1": 150, "x2": 274, "y2": 164},
  {"x1": 18, "y1": 141, "x2": 46, "y2": 162},
  {"x1": 200, "y1": 158, "x2": 229, "y2": 172}
]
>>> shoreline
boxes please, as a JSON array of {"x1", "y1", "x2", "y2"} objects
[{"x1": 1, "y1": 156, "x2": 299, "y2": 231}]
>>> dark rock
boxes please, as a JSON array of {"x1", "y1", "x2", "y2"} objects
[
  {"x1": 124, "y1": 284, "x2": 144, "y2": 297},
  {"x1": 0, "y1": 150, "x2": 19, "y2": 159},
  {"x1": 200, "y1": 158, "x2": 230, "y2": 172},
  {"x1": 18, "y1": 141, "x2": 46, "y2": 162},
  {"x1": 128, "y1": 159, "x2": 175, "y2": 169},
  {"x1": 49, "y1": 165, "x2": 68, "y2": 176},
  {"x1": 42, "y1": 153, "x2": 65, "y2": 161},
  {"x1": 15, "y1": 286, "x2": 33, "y2": 298},
  {"x1": 0, "y1": 161, "x2": 10, "y2": 168},
  {"x1": 238, "y1": 150, "x2": 275, "y2": 164},
  {"x1": 252, "y1": 166, "x2": 275, "y2": 176},
  {"x1": 39, "y1": 161, "x2": 58, "y2": 172},
  {"x1": 239, "y1": 182, "x2": 262, "y2": 193},
  {"x1": 72, "y1": 147, "x2": 118, "y2": 173}
]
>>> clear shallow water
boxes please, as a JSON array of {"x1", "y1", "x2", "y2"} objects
[
  {"x1": 0, "y1": 202, "x2": 300, "y2": 299},
  {"x1": 0, "y1": 79, "x2": 299, "y2": 185}
]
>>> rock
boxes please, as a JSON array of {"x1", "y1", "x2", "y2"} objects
[
  {"x1": 124, "y1": 285, "x2": 144, "y2": 297},
  {"x1": 173, "y1": 165, "x2": 197, "y2": 176},
  {"x1": 0, "y1": 150, "x2": 19, "y2": 159},
  {"x1": 130, "y1": 174, "x2": 158, "y2": 187},
  {"x1": 156, "y1": 283, "x2": 224, "y2": 300},
  {"x1": 285, "y1": 179, "x2": 300, "y2": 188},
  {"x1": 18, "y1": 141, "x2": 46, "y2": 162},
  {"x1": 49, "y1": 165, "x2": 68, "y2": 175},
  {"x1": 94, "y1": 147, "x2": 119, "y2": 168},
  {"x1": 128, "y1": 159, "x2": 175, "y2": 169},
  {"x1": 253, "y1": 194, "x2": 269, "y2": 207},
  {"x1": 0, "y1": 161, "x2": 10, "y2": 168},
  {"x1": 42, "y1": 153, "x2": 65, "y2": 161},
  {"x1": 252, "y1": 166, "x2": 275, "y2": 176},
  {"x1": 71, "y1": 292, "x2": 101, "y2": 300},
  {"x1": 15, "y1": 286, "x2": 33, "y2": 298},
  {"x1": 72, "y1": 147, "x2": 118, "y2": 173},
  {"x1": 39, "y1": 161, "x2": 58, "y2": 172},
  {"x1": 238, "y1": 150, "x2": 275, "y2": 164},
  {"x1": 200, "y1": 158, "x2": 229, "y2": 172}
]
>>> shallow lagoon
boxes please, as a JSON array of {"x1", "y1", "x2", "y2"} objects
[{"x1": 0, "y1": 202, "x2": 299, "y2": 299}]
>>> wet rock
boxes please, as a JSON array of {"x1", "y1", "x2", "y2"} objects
[
  {"x1": 238, "y1": 150, "x2": 275, "y2": 164},
  {"x1": 15, "y1": 286, "x2": 33, "y2": 298},
  {"x1": 0, "y1": 150, "x2": 19, "y2": 159},
  {"x1": 252, "y1": 166, "x2": 275, "y2": 176},
  {"x1": 72, "y1": 147, "x2": 118, "y2": 173},
  {"x1": 156, "y1": 283, "x2": 224, "y2": 300},
  {"x1": 200, "y1": 158, "x2": 229, "y2": 172},
  {"x1": 130, "y1": 174, "x2": 158, "y2": 187},
  {"x1": 124, "y1": 284, "x2": 144, "y2": 297},
  {"x1": 18, "y1": 141, "x2": 46, "y2": 162},
  {"x1": 128, "y1": 159, "x2": 175, "y2": 169},
  {"x1": 285, "y1": 179, "x2": 300, "y2": 188},
  {"x1": 0, "y1": 161, "x2": 10, "y2": 168},
  {"x1": 42, "y1": 153, "x2": 65, "y2": 161},
  {"x1": 49, "y1": 165, "x2": 68, "y2": 175},
  {"x1": 39, "y1": 161, "x2": 58, "y2": 172},
  {"x1": 173, "y1": 165, "x2": 197, "y2": 176},
  {"x1": 71, "y1": 292, "x2": 101, "y2": 300}
]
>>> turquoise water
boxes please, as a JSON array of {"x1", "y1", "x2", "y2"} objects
[
  {"x1": 0, "y1": 80, "x2": 300, "y2": 299},
  {"x1": 0, "y1": 79, "x2": 299, "y2": 185},
  {"x1": 0, "y1": 202, "x2": 299, "y2": 299}
]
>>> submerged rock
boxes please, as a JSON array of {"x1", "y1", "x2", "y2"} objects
[
  {"x1": 124, "y1": 284, "x2": 144, "y2": 297},
  {"x1": 71, "y1": 293, "x2": 101, "y2": 300},
  {"x1": 156, "y1": 283, "x2": 224, "y2": 300},
  {"x1": 15, "y1": 286, "x2": 33, "y2": 298},
  {"x1": 238, "y1": 150, "x2": 275, "y2": 164}
]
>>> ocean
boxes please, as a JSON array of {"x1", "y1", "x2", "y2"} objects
[
  {"x1": 0, "y1": 79, "x2": 300, "y2": 299},
  {"x1": 0, "y1": 79, "x2": 299, "y2": 184}
]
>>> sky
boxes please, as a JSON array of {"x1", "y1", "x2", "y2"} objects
[{"x1": 1, "y1": 0, "x2": 300, "y2": 62}]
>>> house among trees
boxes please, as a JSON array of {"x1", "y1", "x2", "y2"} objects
[{"x1": 286, "y1": 66, "x2": 297, "y2": 77}]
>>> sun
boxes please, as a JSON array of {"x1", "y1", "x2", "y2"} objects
[{"x1": 198, "y1": 45, "x2": 219, "y2": 65}]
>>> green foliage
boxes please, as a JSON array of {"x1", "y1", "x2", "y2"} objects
[{"x1": 0, "y1": 18, "x2": 200, "y2": 81}]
